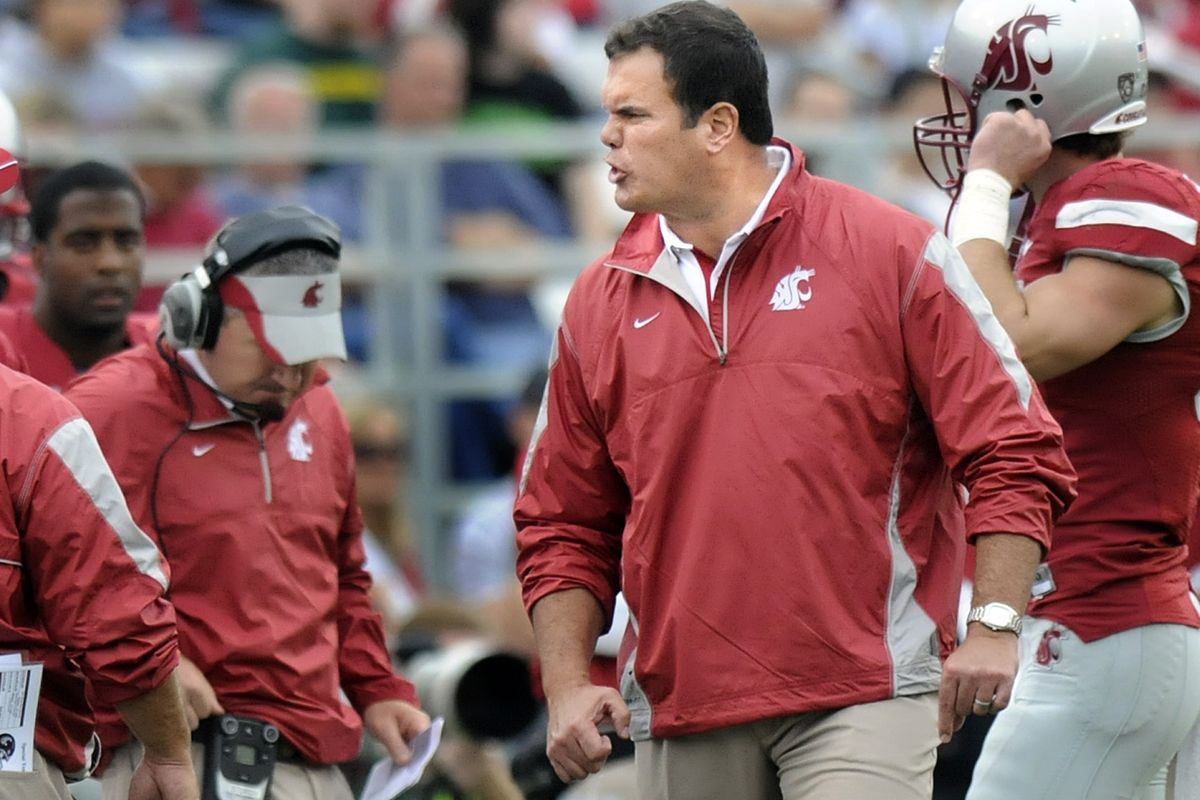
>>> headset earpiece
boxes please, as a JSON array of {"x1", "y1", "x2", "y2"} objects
[{"x1": 158, "y1": 261, "x2": 225, "y2": 351}]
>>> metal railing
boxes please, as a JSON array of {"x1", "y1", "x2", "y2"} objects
[{"x1": 25, "y1": 116, "x2": 1200, "y2": 588}]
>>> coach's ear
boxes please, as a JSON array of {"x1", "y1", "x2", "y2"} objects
[{"x1": 703, "y1": 101, "x2": 739, "y2": 154}]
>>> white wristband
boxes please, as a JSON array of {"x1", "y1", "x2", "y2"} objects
[{"x1": 950, "y1": 168, "x2": 1013, "y2": 248}]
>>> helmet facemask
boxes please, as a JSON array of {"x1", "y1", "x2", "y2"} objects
[
  {"x1": 914, "y1": 53, "x2": 975, "y2": 192},
  {"x1": 913, "y1": 0, "x2": 1149, "y2": 196}
]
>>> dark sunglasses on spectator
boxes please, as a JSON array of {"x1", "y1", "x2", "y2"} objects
[{"x1": 354, "y1": 442, "x2": 407, "y2": 462}]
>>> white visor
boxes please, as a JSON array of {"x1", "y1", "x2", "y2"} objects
[{"x1": 218, "y1": 273, "x2": 347, "y2": 365}]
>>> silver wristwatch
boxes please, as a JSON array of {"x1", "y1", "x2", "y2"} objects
[{"x1": 966, "y1": 602, "x2": 1023, "y2": 635}]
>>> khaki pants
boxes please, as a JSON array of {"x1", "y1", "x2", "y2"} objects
[
  {"x1": 100, "y1": 741, "x2": 354, "y2": 800},
  {"x1": 0, "y1": 750, "x2": 72, "y2": 800},
  {"x1": 634, "y1": 693, "x2": 939, "y2": 800}
]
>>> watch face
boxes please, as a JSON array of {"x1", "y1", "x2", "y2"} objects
[
  {"x1": 983, "y1": 607, "x2": 1010, "y2": 627},
  {"x1": 973, "y1": 603, "x2": 1021, "y2": 633}
]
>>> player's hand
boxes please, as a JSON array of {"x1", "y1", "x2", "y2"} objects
[
  {"x1": 176, "y1": 657, "x2": 224, "y2": 731},
  {"x1": 937, "y1": 626, "x2": 1019, "y2": 742},
  {"x1": 128, "y1": 753, "x2": 199, "y2": 800},
  {"x1": 966, "y1": 109, "x2": 1053, "y2": 189},
  {"x1": 364, "y1": 699, "x2": 432, "y2": 765},
  {"x1": 544, "y1": 682, "x2": 631, "y2": 783}
]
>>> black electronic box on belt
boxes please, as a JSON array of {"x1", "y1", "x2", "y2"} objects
[{"x1": 200, "y1": 714, "x2": 279, "y2": 800}]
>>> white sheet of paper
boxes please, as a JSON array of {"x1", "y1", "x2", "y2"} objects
[
  {"x1": 0, "y1": 654, "x2": 42, "y2": 773},
  {"x1": 359, "y1": 717, "x2": 444, "y2": 800}
]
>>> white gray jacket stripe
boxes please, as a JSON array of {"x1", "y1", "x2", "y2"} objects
[
  {"x1": 47, "y1": 418, "x2": 168, "y2": 590},
  {"x1": 519, "y1": 331, "x2": 558, "y2": 497},
  {"x1": 885, "y1": 407, "x2": 942, "y2": 695},
  {"x1": 922, "y1": 233, "x2": 1034, "y2": 410},
  {"x1": 619, "y1": 610, "x2": 653, "y2": 741}
]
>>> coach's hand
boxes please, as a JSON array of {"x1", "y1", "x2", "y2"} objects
[
  {"x1": 937, "y1": 627, "x2": 1018, "y2": 742},
  {"x1": 176, "y1": 657, "x2": 224, "y2": 731},
  {"x1": 544, "y1": 682, "x2": 631, "y2": 783},
  {"x1": 365, "y1": 699, "x2": 432, "y2": 765}
]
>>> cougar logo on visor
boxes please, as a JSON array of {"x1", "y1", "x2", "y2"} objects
[
  {"x1": 302, "y1": 280, "x2": 324, "y2": 308},
  {"x1": 978, "y1": 8, "x2": 1060, "y2": 94}
]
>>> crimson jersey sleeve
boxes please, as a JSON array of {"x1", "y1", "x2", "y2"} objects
[
  {"x1": 1043, "y1": 160, "x2": 1198, "y2": 263},
  {"x1": 1022, "y1": 159, "x2": 1200, "y2": 341}
]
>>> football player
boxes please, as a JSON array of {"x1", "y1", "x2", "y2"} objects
[{"x1": 915, "y1": 1, "x2": 1200, "y2": 797}]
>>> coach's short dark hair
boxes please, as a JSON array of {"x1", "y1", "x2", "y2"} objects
[
  {"x1": 605, "y1": 0, "x2": 773, "y2": 145},
  {"x1": 29, "y1": 161, "x2": 145, "y2": 243}
]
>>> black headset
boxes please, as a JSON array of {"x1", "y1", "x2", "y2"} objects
[{"x1": 158, "y1": 205, "x2": 342, "y2": 351}]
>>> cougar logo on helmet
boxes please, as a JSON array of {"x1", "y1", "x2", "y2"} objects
[{"x1": 978, "y1": 9, "x2": 1061, "y2": 94}]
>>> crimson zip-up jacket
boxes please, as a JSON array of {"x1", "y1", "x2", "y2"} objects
[
  {"x1": 516, "y1": 142, "x2": 1077, "y2": 741},
  {"x1": 66, "y1": 342, "x2": 416, "y2": 765},
  {"x1": 0, "y1": 365, "x2": 178, "y2": 776}
]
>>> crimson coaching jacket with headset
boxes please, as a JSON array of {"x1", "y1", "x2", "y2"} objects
[
  {"x1": 516, "y1": 141, "x2": 1078, "y2": 741},
  {"x1": 65, "y1": 341, "x2": 416, "y2": 765}
]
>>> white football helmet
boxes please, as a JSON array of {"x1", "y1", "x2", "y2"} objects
[{"x1": 914, "y1": 0, "x2": 1150, "y2": 191}]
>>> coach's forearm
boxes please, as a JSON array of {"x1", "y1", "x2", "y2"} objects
[
  {"x1": 116, "y1": 670, "x2": 194, "y2": 762},
  {"x1": 531, "y1": 588, "x2": 606, "y2": 694},
  {"x1": 970, "y1": 533, "x2": 1044, "y2": 622}
]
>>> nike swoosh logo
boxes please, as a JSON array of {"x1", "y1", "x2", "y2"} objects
[
  {"x1": 192, "y1": 444, "x2": 216, "y2": 457},
  {"x1": 633, "y1": 312, "x2": 661, "y2": 329}
]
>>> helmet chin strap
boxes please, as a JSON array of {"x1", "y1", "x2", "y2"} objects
[
  {"x1": 1007, "y1": 195, "x2": 1037, "y2": 264},
  {"x1": 943, "y1": 180, "x2": 965, "y2": 239}
]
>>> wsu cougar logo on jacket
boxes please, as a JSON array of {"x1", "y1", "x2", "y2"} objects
[
  {"x1": 287, "y1": 418, "x2": 313, "y2": 461},
  {"x1": 770, "y1": 266, "x2": 816, "y2": 311},
  {"x1": 979, "y1": 9, "x2": 1061, "y2": 93}
]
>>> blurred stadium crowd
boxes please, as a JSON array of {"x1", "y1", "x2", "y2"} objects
[{"x1": 1, "y1": 1, "x2": 1199, "y2": 798}]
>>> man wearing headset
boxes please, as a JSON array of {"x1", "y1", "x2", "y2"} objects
[{"x1": 65, "y1": 206, "x2": 430, "y2": 800}]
